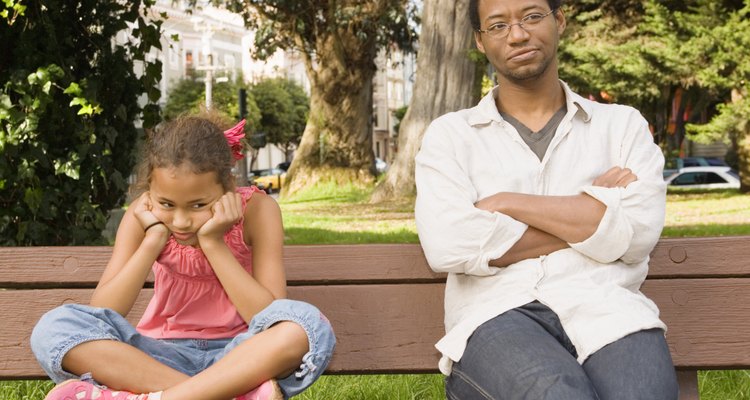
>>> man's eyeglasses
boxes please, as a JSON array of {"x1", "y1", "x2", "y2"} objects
[{"x1": 475, "y1": 9, "x2": 557, "y2": 39}]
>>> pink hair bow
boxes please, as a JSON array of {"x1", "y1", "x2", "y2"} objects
[{"x1": 224, "y1": 119, "x2": 246, "y2": 161}]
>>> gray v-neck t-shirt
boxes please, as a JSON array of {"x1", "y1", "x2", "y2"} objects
[{"x1": 501, "y1": 105, "x2": 567, "y2": 161}]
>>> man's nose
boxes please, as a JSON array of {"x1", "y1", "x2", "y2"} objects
[{"x1": 507, "y1": 23, "x2": 531, "y2": 43}]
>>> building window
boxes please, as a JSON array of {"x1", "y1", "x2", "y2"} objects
[
  {"x1": 185, "y1": 50, "x2": 194, "y2": 78},
  {"x1": 373, "y1": 104, "x2": 380, "y2": 129}
]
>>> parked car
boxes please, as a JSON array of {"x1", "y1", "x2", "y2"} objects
[
  {"x1": 276, "y1": 161, "x2": 291, "y2": 171},
  {"x1": 250, "y1": 168, "x2": 287, "y2": 193},
  {"x1": 664, "y1": 157, "x2": 728, "y2": 179},
  {"x1": 663, "y1": 168, "x2": 679, "y2": 180},
  {"x1": 375, "y1": 158, "x2": 388, "y2": 174},
  {"x1": 665, "y1": 166, "x2": 740, "y2": 190},
  {"x1": 670, "y1": 157, "x2": 727, "y2": 169}
]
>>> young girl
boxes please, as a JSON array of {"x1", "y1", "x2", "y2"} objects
[{"x1": 31, "y1": 115, "x2": 336, "y2": 400}]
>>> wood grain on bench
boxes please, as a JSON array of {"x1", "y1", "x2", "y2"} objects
[{"x1": 2, "y1": 237, "x2": 750, "y2": 384}]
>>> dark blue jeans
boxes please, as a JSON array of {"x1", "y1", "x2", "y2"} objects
[{"x1": 446, "y1": 302, "x2": 678, "y2": 400}]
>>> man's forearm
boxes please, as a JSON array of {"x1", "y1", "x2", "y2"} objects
[
  {"x1": 489, "y1": 226, "x2": 569, "y2": 268},
  {"x1": 476, "y1": 192, "x2": 606, "y2": 244}
]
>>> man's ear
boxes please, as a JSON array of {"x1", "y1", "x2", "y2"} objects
[
  {"x1": 474, "y1": 31, "x2": 486, "y2": 54},
  {"x1": 555, "y1": 8, "x2": 567, "y2": 35}
]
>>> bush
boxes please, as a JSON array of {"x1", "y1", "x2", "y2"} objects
[{"x1": 0, "y1": 0, "x2": 162, "y2": 245}]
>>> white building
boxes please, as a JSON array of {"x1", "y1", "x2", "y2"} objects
[
  {"x1": 152, "y1": 2, "x2": 245, "y2": 98},
  {"x1": 372, "y1": 48, "x2": 416, "y2": 164}
]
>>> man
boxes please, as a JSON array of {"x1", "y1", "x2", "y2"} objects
[{"x1": 414, "y1": 0, "x2": 679, "y2": 398}]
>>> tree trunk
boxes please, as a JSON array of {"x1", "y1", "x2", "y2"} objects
[
  {"x1": 738, "y1": 133, "x2": 750, "y2": 193},
  {"x1": 281, "y1": 32, "x2": 378, "y2": 197},
  {"x1": 371, "y1": 0, "x2": 478, "y2": 202},
  {"x1": 733, "y1": 91, "x2": 750, "y2": 193}
]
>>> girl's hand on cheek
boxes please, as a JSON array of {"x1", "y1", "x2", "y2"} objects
[
  {"x1": 198, "y1": 192, "x2": 242, "y2": 244},
  {"x1": 134, "y1": 192, "x2": 169, "y2": 240},
  {"x1": 134, "y1": 192, "x2": 161, "y2": 228}
]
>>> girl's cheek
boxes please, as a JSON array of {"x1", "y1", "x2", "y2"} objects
[{"x1": 195, "y1": 210, "x2": 214, "y2": 227}]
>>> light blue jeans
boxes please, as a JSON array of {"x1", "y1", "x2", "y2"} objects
[
  {"x1": 30, "y1": 299, "x2": 336, "y2": 398},
  {"x1": 446, "y1": 301, "x2": 678, "y2": 400}
]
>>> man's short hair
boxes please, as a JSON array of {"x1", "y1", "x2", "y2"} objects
[{"x1": 469, "y1": 0, "x2": 563, "y2": 31}]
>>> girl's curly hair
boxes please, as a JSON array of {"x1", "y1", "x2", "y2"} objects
[{"x1": 130, "y1": 111, "x2": 240, "y2": 198}]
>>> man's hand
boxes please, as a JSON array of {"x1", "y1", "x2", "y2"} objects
[{"x1": 592, "y1": 167, "x2": 638, "y2": 188}]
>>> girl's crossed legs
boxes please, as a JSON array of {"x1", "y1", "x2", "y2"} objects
[{"x1": 31, "y1": 299, "x2": 336, "y2": 399}]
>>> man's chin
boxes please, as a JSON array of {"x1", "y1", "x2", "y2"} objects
[{"x1": 502, "y1": 62, "x2": 551, "y2": 82}]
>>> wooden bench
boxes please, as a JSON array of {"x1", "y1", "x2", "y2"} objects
[{"x1": 2, "y1": 236, "x2": 750, "y2": 399}]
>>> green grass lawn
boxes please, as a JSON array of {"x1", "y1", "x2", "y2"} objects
[
  {"x1": 281, "y1": 184, "x2": 418, "y2": 245},
  {"x1": 663, "y1": 189, "x2": 750, "y2": 237},
  {"x1": 3, "y1": 186, "x2": 749, "y2": 399}
]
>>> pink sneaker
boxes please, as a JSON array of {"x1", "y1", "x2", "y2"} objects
[
  {"x1": 44, "y1": 379, "x2": 150, "y2": 400},
  {"x1": 235, "y1": 379, "x2": 283, "y2": 400}
]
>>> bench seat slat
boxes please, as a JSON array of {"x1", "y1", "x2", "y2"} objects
[
  {"x1": 643, "y1": 278, "x2": 750, "y2": 368},
  {"x1": 0, "y1": 285, "x2": 444, "y2": 378},
  {"x1": 0, "y1": 289, "x2": 151, "y2": 379},
  {"x1": 3, "y1": 277, "x2": 750, "y2": 378}
]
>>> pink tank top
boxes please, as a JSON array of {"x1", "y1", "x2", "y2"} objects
[{"x1": 136, "y1": 186, "x2": 263, "y2": 339}]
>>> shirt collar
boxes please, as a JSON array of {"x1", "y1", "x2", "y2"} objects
[{"x1": 466, "y1": 80, "x2": 592, "y2": 127}]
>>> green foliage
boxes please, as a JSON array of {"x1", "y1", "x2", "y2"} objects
[
  {"x1": 688, "y1": 97, "x2": 750, "y2": 144},
  {"x1": 559, "y1": 1, "x2": 684, "y2": 156},
  {"x1": 560, "y1": 0, "x2": 750, "y2": 189},
  {"x1": 392, "y1": 105, "x2": 408, "y2": 136},
  {"x1": 162, "y1": 78, "x2": 205, "y2": 120},
  {"x1": 162, "y1": 76, "x2": 263, "y2": 159},
  {"x1": 163, "y1": 75, "x2": 261, "y2": 126},
  {"x1": 249, "y1": 77, "x2": 309, "y2": 154},
  {"x1": 224, "y1": 1, "x2": 419, "y2": 61},
  {"x1": 0, "y1": 0, "x2": 25, "y2": 24},
  {"x1": 0, "y1": 0, "x2": 163, "y2": 245},
  {"x1": 560, "y1": 2, "x2": 680, "y2": 107},
  {"x1": 682, "y1": 2, "x2": 750, "y2": 145}
]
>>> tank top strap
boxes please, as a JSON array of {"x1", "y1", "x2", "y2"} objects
[{"x1": 237, "y1": 186, "x2": 264, "y2": 211}]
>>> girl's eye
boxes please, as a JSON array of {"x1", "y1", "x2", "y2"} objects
[
  {"x1": 160, "y1": 202, "x2": 174, "y2": 209},
  {"x1": 192, "y1": 203, "x2": 207, "y2": 209}
]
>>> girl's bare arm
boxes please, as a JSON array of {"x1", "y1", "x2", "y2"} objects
[
  {"x1": 90, "y1": 194, "x2": 169, "y2": 316},
  {"x1": 200, "y1": 193, "x2": 285, "y2": 323}
]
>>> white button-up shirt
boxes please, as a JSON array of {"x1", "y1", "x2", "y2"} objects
[{"x1": 415, "y1": 82, "x2": 667, "y2": 375}]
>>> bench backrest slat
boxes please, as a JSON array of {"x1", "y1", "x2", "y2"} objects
[
  {"x1": 648, "y1": 236, "x2": 750, "y2": 278},
  {"x1": 0, "y1": 244, "x2": 441, "y2": 288},
  {"x1": 2, "y1": 237, "x2": 749, "y2": 288}
]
